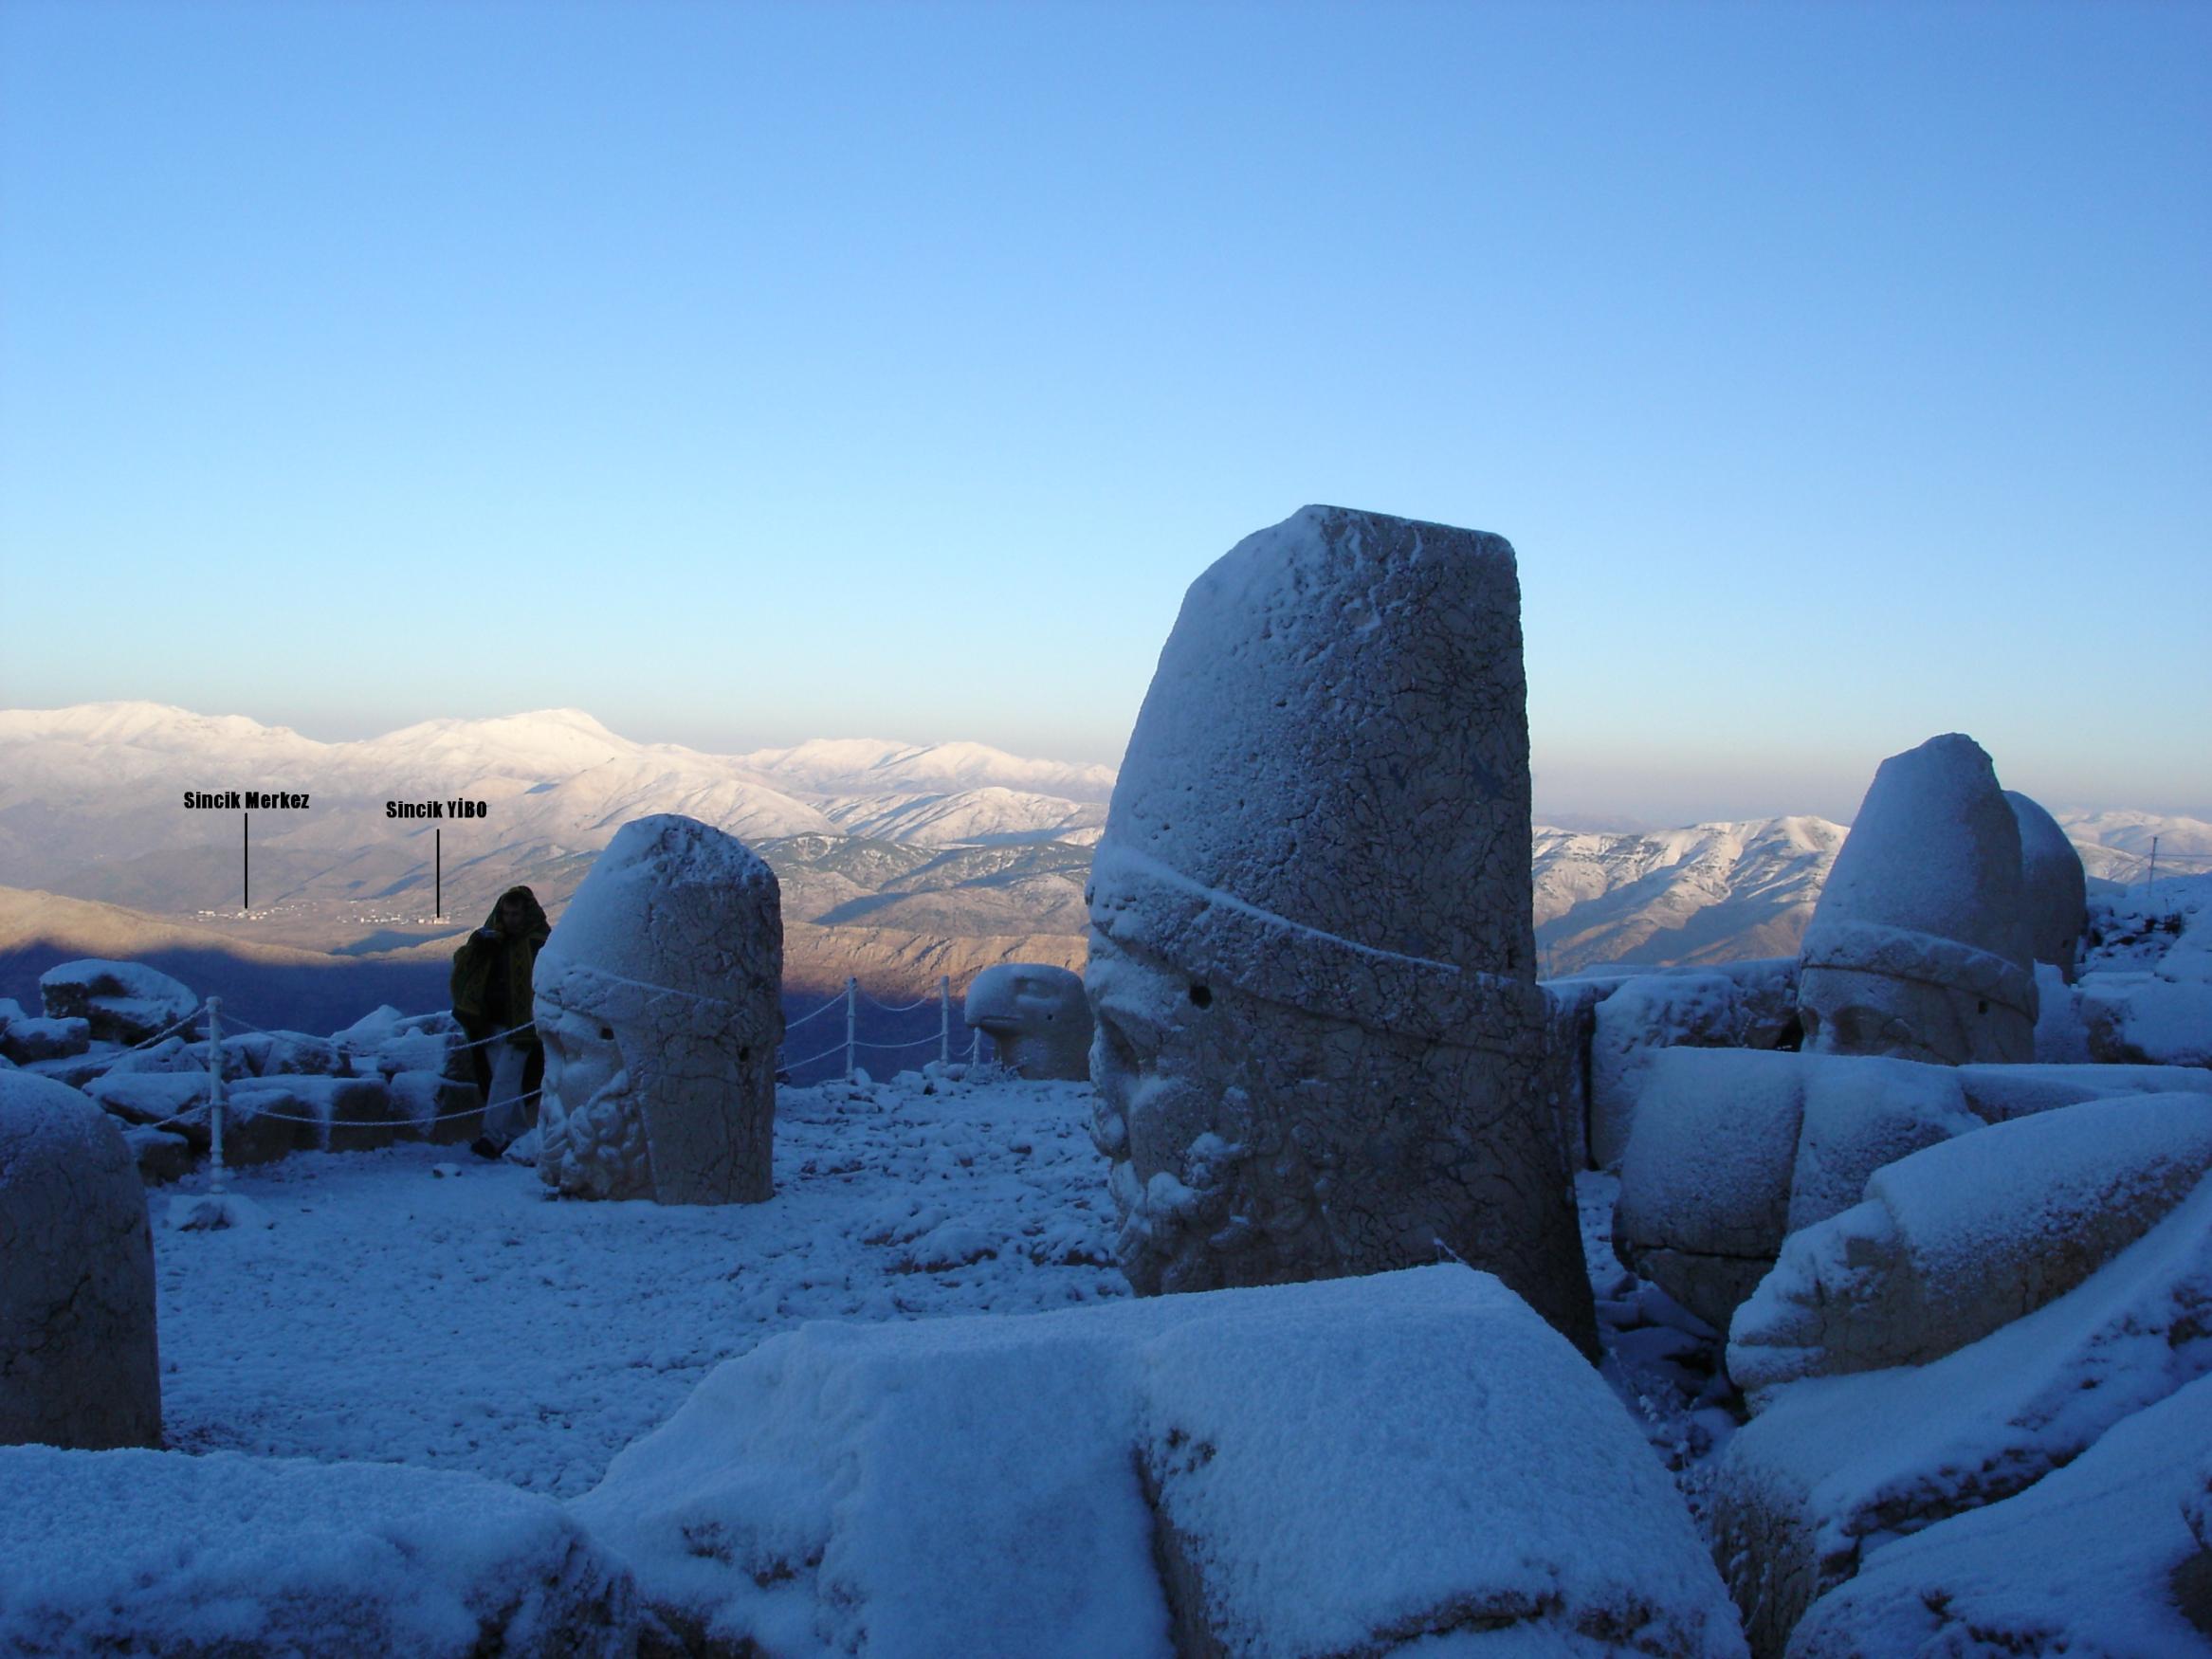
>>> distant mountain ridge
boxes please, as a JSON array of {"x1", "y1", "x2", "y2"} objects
[{"x1": 2, "y1": 702, "x2": 2203, "y2": 1000}]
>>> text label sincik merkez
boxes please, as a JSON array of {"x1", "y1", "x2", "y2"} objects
[
  {"x1": 183, "y1": 791, "x2": 310, "y2": 809},
  {"x1": 386, "y1": 800, "x2": 488, "y2": 819}
]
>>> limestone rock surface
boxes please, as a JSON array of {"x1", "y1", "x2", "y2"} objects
[
  {"x1": 1710, "y1": 1167, "x2": 2212, "y2": 1653},
  {"x1": 0, "y1": 1444, "x2": 644, "y2": 1657},
  {"x1": 535, "y1": 813, "x2": 782, "y2": 1205},
  {"x1": 37, "y1": 958, "x2": 197, "y2": 1047},
  {"x1": 2005, "y1": 789, "x2": 2088, "y2": 978},
  {"x1": 1798, "y1": 735, "x2": 2036, "y2": 1065},
  {"x1": 1086, "y1": 504, "x2": 1590, "y2": 1350},
  {"x1": 1729, "y1": 1092, "x2": 2212, "y2": 1399},
  {"x1": 964, "y1": 962, "x2": 1090, "y2": 1080},
  {"x1": 1589, "y1": 971, "x2": 1753, "y2": 1169},
  {"x1": 1787, "y1": 1376, "x2": 2212, "y2": 1657},
  {"x1": 0, "y1": 1016, "x2": 89, "y2": 1066},
  {"x1": 0, "y1": 1070, "x2": 160, "y2": 1449},
  {"x1": 576, "y1": 1266, "x2": 1746, "y2": 1658}
]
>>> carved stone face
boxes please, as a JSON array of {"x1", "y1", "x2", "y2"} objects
[
  {"x1": 1086, "y1": 929, "x2": 1585, "y2": 1344},
  {"x1": 1798, "y1": 966, "x2": 2025, "y2": 1068},
  {"x1": 535, "y1": 989, "x2": 645, "y2": 1201}
]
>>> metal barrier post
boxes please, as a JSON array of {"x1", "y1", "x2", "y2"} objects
[
  {"x1": 844, "y1": 976, "x2": 857, "y2": 1081},
  {"x1": 938, "y1": 975, "x2": 951, "y2": 1066}
]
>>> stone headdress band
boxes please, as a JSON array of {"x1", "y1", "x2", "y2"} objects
[
  {"x1": 1798, "y1": 919, "x2": 2037, "y2": 1021},
  {"x1": 1087, "y1": 843, "x2": 1540, "y2": 1049}
]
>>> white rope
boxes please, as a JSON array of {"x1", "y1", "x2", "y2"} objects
[
  {"x1": 782, "y1": 991, "x2": 848, "y2": 1031},
  {"x1": 222, "y1": 1005, "x2": 533, "y2": 1053},
  {"x1": 121, "y1": 1007, "x2": 208, "y2": 1051},
  {"x1": 852, "y1": 1033, "x2": 941, "y2": 1051},
  {"x1": 238, "y1": 1088, "x2": 538, "y2": 1128},
  {"x1": 779, "y1": 1041, "x2": 850, "y2": 1072},
  {"x1": 859, "y1": 988, "x2": 936, "y2": 1013}
]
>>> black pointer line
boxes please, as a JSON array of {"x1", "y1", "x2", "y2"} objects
[
  {"x1": 243, "y1": 812, "x2": 249, "y2": 912},
  {"x1": 436, "y1": 826, "x2": 443, "y2": 921}
]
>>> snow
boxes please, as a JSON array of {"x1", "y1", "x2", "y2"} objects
[
  {"x1": 2075, "y1": 870, "x2": 2212, "y2": 1066},
  {"x1": 576, "y1": 1266, "x2": 1746, "y2": 1658},
  {"x1": 38, "y1": 956, "x2": 197, "y2": 1012},
  {"x1": 153, "y1": 1075, "x2": 1124, "y2": 1497},
  {"x1": 0, "y1": 1445, "x2": 641, "y2": 1657},
  {"x1": 1788, "y1": 1373, "x2": 2212, "y2": 1657}
]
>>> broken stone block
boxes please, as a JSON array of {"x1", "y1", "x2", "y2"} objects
[
  {"x1": 964, "y1": 962, "x2": 1091, "y2": 1081},
  {"x1": 576, "y1": 1267, "x2": 1745, "y2": 1657},
  {"x1": 1729, "y1": 1093, "x2": 2212, "y2": 1400},
  {"x1": 1086, "y1": 505, "x2": 1591, "y2": 1352},
  {"x1": 0, "y1": 1443, "x2": 645, "y2": 1654},
  {"x1": 1709, "y1": 1167, "x2": 2212, "y2": 1653},
  {"x1": 1798, "y1": 735, "x2": 2037, "y2": 1066},
  {"x1": 0, "y1": 1070, "x2": 161, "y2": 1449},
  {"x1": 536, "y1": 813, "x2": 782, "y2": 1205},
  {"x1": 37, "y1": 958, "x2": 197, "y2": 1047},
  {"x1": 0, "y1": 1016, "x2": 89, "y2": 1066}
]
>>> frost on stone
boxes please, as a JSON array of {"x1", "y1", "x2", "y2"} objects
[
  {"x1": 535, "y1": 813, "x2": 782, "y2": 1205},
  {"x1": 1797, "y1": 734, "x2": 2038, "y2": 1066},
  {"x1": 963, "y1": 962, "x2": 1091, "y2": 1081},
  {"x1": 1788, "y1": 1375, "x2": 2212, "y2": 1657},
  {"x1": 2004, "y1": 789, "x2": 2088, "y2": 979},
  {"x1": 1729, "y1": 1093, "x2": 2212, "y2": 1399},
  {"x1": 0, "y1": 1444, "x2": 644, "y2": 1657},
  {"x1": 575, "y1": 1266, "x2": 1746, "y2": 1658},
  {"x1": 1588, "y1": 971, "x2": 1772, "y2": 1170},
  {"x1": 1709, "y1": 1167, "x2": 2212, "y2": 1653},
  {"x1": 1084, "y1": 504, "x2": 1592, "y2": 1351},
  {"x1": 2076, "y1": 870, "x2": 2212, "y2": 1069},
  {"x1": 0, "y1": 1070, "x2": 160, "y2": 1450},
  {"x1": 36, "y1": 958, "x2": 197, "y2": 1047}
]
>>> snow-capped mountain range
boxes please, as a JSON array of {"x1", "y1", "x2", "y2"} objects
[{"x1": 0, "y1": 702, "x2": 2204, "y2": 984}]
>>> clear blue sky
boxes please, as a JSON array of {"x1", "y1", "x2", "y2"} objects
[{"x1": 4, "y1": 0, "x2": 2206, "y2": 823}]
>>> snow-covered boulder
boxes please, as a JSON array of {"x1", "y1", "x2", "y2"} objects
[
  {"x1": 85, "y1": 1068, "x2": 210, "y2": 1125},
  {"x1": 0, "y1": 1015, "x2": 89, "y2": 1066},
  {"x1": 0, "y1": 1445, "x2": 645, "y2": 1656},
  {"x1": 37, "y1": 958, "x2": 197, "y2": 1047},
  {"x1": 1709, "y1": 1167, "x2": 2212, "y2": 1652},
  {"x1": 0, "y1": 1070, "x2": 160, "y2": 1449},
  {"x1": 231, "y1": 1075, "x2": 398, "y2": 1153},
  {"x1": 535, "y1": 813, "x2": 782, "y2": 1205},
  {"x1": 1797, "y1": 735, "x2": 2037, "y2": 1066},
  {"x1": 963, "y1": 962, "x2": 1090, "y2": 1081},
  {"x1": 1589, "y1": 972, "x2": 1744, "y2": 1169},
  {"x1": 1729, "y1": 1093, "x2": 2212, "y2": 1400},
  {"x1": 1614, "y1": 1049, "x2": 1981, "y2": 1332},
  {"x1": 575, "y1": 1266, "x2": 1746, "y2": 1657},
  {"x1": 1085, "y1": 505, "x2": 1591, "y2": 1352},
  {"x1": 2005, "y1": 789, "x2": 2088, "y2": 978},
  {"x1": 2076, "y1": 874, "x2": 2212, "y2": 1069},
  {"x1": 1787, "y1": 1375, "x2": 2212, "y2": 1657}
]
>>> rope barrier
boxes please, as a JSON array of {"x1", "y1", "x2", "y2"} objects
[
  {"x1": 781, "y1": 991, "x2": 848, "y2": 1032},
  {"x1": 121, "y1": 1007, "x2": 210, "y2": 1052},
  {"x1": 858, "y1": 989, "x2": 936, "y2": 1014},
  {"x1": 852, "y1": 1033, "x2": 942, "y2": 1051},
  {"x1": 225, "y1": 1006, "x2": 533, "y2": 1053},
  {"x1": 779, "y1": 1040, "x2": 851, "y2": 1072},
  {"x1": 237, "y1": 1089, "x2": 538, "y2": 1129}
]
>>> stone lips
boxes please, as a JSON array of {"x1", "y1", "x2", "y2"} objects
[{"x1": 1097, "y1": 502, "x2": 1537, "y2": 1012}]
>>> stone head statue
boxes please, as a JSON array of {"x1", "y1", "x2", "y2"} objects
[
  {"x1": 1798, "y1": 734, "x2": 2037, "y2": 1066},
  {"x1": 964, "y1": 963, "x2": 1091, "y2": 1080},
  {"x1": 1086, "y1": 504, "x2": 1594, "y2": 1351},
  {"x1": 2005, "y1": 789, "x2": 2088, "y2": 979},
  {"x1": 535, "y1": 813, "x2": 782, "y2": 1204}
]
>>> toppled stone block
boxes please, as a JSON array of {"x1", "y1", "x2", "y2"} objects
[
  {"x1": 391, "y1": 1069, "x2": 483, "y2": 1144},
  {"x1": 1709, "y1": 1167, "x2": 2212, "y2": 1653},
  {"x1": 1798, "y1": 735, "x2": 2037, "y2": 1066},
  {"x1": 0, "y1": 1016, "x2": 89, "y2": 1066},
  {"x1": 1729, "y1": 1093, "x2": 2212, "y2": 1399},
  {"x1": 1590, "y1": 971, "x2": 1753, "y2": 1169},
  {"x1": 232, "y1": 1076, "x2": 398, "y2": 1154},
  {"x1": 537, "y1": 813, "x2": 782, "y2": 1205},
  {"x1": 0, "y1": 1444, "x2": 645, "y2": 1657},
  {"x1": 37, "y1": 958, "x2": 197, "y2": 1048},
  {"x1": 1086, "y1": 505, "x2": 1591, "y2": 1351},
  {"x1": 576, "y1": 1267, "x2": 1745, "y2": 1657},
  {"x1": 964, "y1": 962, "x2": 1091, "y2": 1081},
  {"x1": 1788, "y1": 1375, "x2": 2212, "y2": 1658},
  {"x1": 85, "y1": 1069, "x2": 211, "y2": 1126},
  {"x1": 159, "y1": 1095, "x2": 306, "y2": 1167},
  {"x1": 0, "y1": 1071, "x2": 161, "y2": 1449},
  {"x1": 123, "y1": 1124, "x2": 196, "y2": 1187}
]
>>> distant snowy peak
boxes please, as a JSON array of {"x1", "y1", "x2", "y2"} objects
[
  {"x1": 2057, "y1": 810, "x2": 2212, "y2": 859},
  {"x1": 740, "y1": 738, "x2": 1118, "y2": 805},
  {"x1": 0, "y1": 701, "x2": 329, "y2": 758},
  {"x1": 822, "y1": 787, "x2": 1109, "y2": 848}
]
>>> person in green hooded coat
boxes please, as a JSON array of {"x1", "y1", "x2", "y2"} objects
[{"x1": 450, "y1": 884, "x2": 551, "y2": 1157}]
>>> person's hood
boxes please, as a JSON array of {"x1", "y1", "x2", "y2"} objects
[{"x1": 482, "y1": 885, "x2": 553, "y2": 940}]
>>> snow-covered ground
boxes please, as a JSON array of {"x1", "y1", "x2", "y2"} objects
[
  {"x1": 154, "y1": 1073, "x2": 1129, "y2": 1498},
  {"x1": 151, "y1": 1070, "x2": 1729, "y2": 1515}
]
